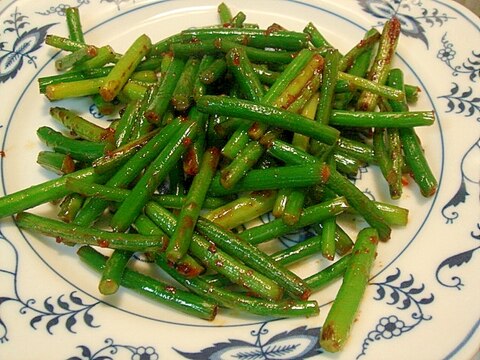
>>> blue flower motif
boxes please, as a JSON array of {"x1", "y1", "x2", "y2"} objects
[
  {"x1": 0, "y1": 9, "x2": 56, "y2": 83},
  {"x1": 437, "y1": 47, "x2": 456, "y2": 62},
  {"x1": 131, "y1": 346, "x2": 159, "y2": 360},
  {"x1": 357, "y1": 0, "x2": 454, "y2": 48},
  {"x1": 375, "y1": 315, "x2": 405, "y2": 339}
]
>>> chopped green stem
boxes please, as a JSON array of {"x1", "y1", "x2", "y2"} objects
[
  {"x1": 220, "y1": 141, "x2": 264, "y2": 189},
  {"x1": 319, "y1": 214, "x2": 336, "y2": 262},
  {"x1": 199, "y1": 58, "x2": 227, "y2": 84},
  {"x1": 305, "y1": 253, "x2": 351, "y2": 292},
  {"x1": 239, "y1": 197, "x2": 348, "y2": 245},
  {"x1": 303, "y1": 22, "x2": 333, "y2": 48},
  {"x1": 133, "y1": 214, "x2": 205, "y2": 278},
  {"x1": 356, "y1": 18, "x2": 401, "y2": 111},
  {"x1": 172, "y1": 56, "x2": 201, "y2": 111},
  {"x1": 208, "y1": 162, "x2": 331, "y2": 197},
  {"x1": 57, "y1": 192, "x2": 84, "y2": 223},
  {"x1": 145, "y1": 57, "x2": 185, "y2": 123},
  {"x1": 46, "y1": 77, "x2": 105, "y2": 100},
  {"x1": 193, "y1": 55, "x2": 215, "y2": 100},
  {"x1": 338, "y1": 72, "x2": 404, "y2": 101},
  {"x1": 77, "y1": 246, "x2": 217, "y2": 320},
  {"x1": 197, "y1": 96, "x2": 340, "y2": 145},
  {"x1": 16, "y1": 212, "x2": 168, "y2": 252},
  {"x1": 329, "y1": 110, "x2": 435, "y2": 128},
  {"x1": 37, "y1": 126, "x2": 113, "y2": 163},
  {"x1": 282, "y1": 189, "x2": 306, "y2": 226},
  {"x1": 111, "y1": 116, "x2": 199, "y2": 232},
  {"x1": 36, "y1": 151, "x2": 76, "y2": 175},
  {"x1": 204, "y1": 190, "x2": 276, "y2": 229},
  {"x1": 320, "y1": 227, "x2": 379, "y2": 352},
  {"x1": 166, "y1": 147, "x2": 220, "y2": 263},
  {"x1": 100, "y1": 34, "x2": 152, "y2": 102},
  {"x1": 50, "y1": 107, "x2": 113, "y2": 143},
  {"x1": 45, "y1": 34, "x2": 89, "y2": 52},
  {"x1": 94, "y1": 129, "x2": 159, "y2": 174},
  {"x1": 65, "y1": 7, "x2": 85, "y2": 43},
  {"x1": 388, "y1": 69, "x2": 437, "y2": 197},
  {"x1": 74, "y1": 46, "x2": 116, "y2": 71},
  {"x1": 338, "y1": 28, "x2": 380, "y2": 72},
  {"x1": 55, "y1": 46, "x2": 97, "y2": 71},
  {"x1": 99, "y1": 249, "x2": 133, "y2": 295},
  {"x1": 157, "y1": 257, "x2": 318, "y2": 318},
  {"x1": 196, "y1": 217, "x2": 312, "y2": 300},
  {"x1": 217, "y1": 2, "x2": 233, "y2": 25},
  {"x1": 73, "y1": 118, "x2": 183, "y2": 227},
  {"x1": 145, "y1": 202, "x2": 284, "y2": 301},
  {"x1": 326, "y1": 169, "x2": 391, "y2": 241}
]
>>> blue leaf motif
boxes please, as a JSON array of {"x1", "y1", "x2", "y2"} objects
[
  {"x1": 388, "y1": 289, "x2": 400, "y2": 305},
  {"x1": 395, "y1": 14, "x2": 428, "y2": 46},
  {"x1": 439, "y1": 248, "x2": 474, "y2": 270},
  {"x1": 29, "y1": 315, "x2": 43, "y2": 329},
  {"x1": 13, "y1": 24, "x2": 55, "y2": 56},
  {"x1": 0, "y1": 22, "x2": 55, "y2": 83},
  {"x1": 43, "y1": 297, "x2": 54, "y2": 313},
  {"x1": 375, "y1": 286, "x2": 385, "y2": 300},
  {"x1": 70, "y1": 292, "x2": 85, "y2": 305},
  {"x1": 175, "y1": 325, "x2": 321, "y2": 359},
  {"x1": 441, "y1": 178, "x2": 468, "y2": 223},
  {"x1": 66, "y1": 314, "x2": 77, "y2": 333},
  {"x1": 358, "y1": 0, "x2": 396, "y2": 19},
  {"x1": 399, "y1": 275, "x2": 414, "y2": 288},
  {"x1": 0, "y1": 297, "x2": 12, "y2": 305},
  {"x1": 399, "y1": 297, "x2": 411, "y2": 310},
  {"x1": 0, "y1": 52, "x2": 24, "y2": 81},
  {"x1": 407, "y1": 284, "x2": 425, "y2": 295},
  {"x1": 83, "y1": 311, "x2": 95, "y2": 327},
  {"x1": 419, "y1": 294, "x2": 435, "y2": 305},
  {"x1": 57, "y1": 295, "x2": 71, "y2": 311},
  {"x1": 385, "y1": 268, "x2": 401, "y2": 283},
  {"x1": 80, "y1": 345, "x2": 92, "y2": 358},
  {"x1": 46, "y1": 316, "x2": 59, "y2": 334}
]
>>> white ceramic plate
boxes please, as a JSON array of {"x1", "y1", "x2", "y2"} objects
[{"x1": 1, "y1": 0, "x2": 479, "y2": 359}]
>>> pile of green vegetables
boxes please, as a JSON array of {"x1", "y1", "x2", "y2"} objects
[{"x1": 0, "y1": 3, "x2": 437, "y2": 353}]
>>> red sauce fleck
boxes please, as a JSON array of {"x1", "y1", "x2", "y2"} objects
[
  {"x1": 177, "y1": 263, "x2": 202, "y2": 278},
  {"x1": 240, "y1": 35, "x2": 249, "y2": 46},
  {"x1": 55, "y1": 236, "x2": 63, "y2": 243},
  {"x1": 232, "y1": 51, "x2": 241, "y2": 66},
  {"x1": 248, "y1": 122, "x2": 260, "y2": 135},
  {"x1": 301, "y1": 289, "x2": 312, "y2": 301},
  {"x1": 321, "y1": 164, "x2": 331, "y2": 183},
  {"x1": 145, "y1": 110, "x2": 160, "y2": 123},
  {"x1": 183, "y1": 148, "x2": 199, "y2": 175},
  {"x1": 182, "y1": 137, "x2": 192, "y2": 147},
  {"x1": 401, "y1": 175, "x2": 410, "y2": 186},
  {"x1": 101, "y1": 127, "x2": 115, "y2": 142},
  {"x1": 97, "y1": 239, "x2": 110, "y2": 248},
  {"x1": 208, "y1": 146, "x2": 221, "y2": 158},
  {"x1": 165, "y1": 285, "x2": 176, "y2": 294},
  {"x1": 265, "y1": 23, "x2": 283, "y2": 35},
  {"x1": 213, "y1": 38, "x2": 223, "y2": 49},
  {"x1": 208, "y1": 242, "x2": 217, "y2": 253}
]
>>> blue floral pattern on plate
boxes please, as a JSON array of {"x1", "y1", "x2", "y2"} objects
[{"x1": 0, "y1": 0, "x2": 479, "y2": 359}]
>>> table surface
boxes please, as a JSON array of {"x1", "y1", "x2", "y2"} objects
[{"x1": 454, "y1": 0, "x2": 480, "y2": 16}]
